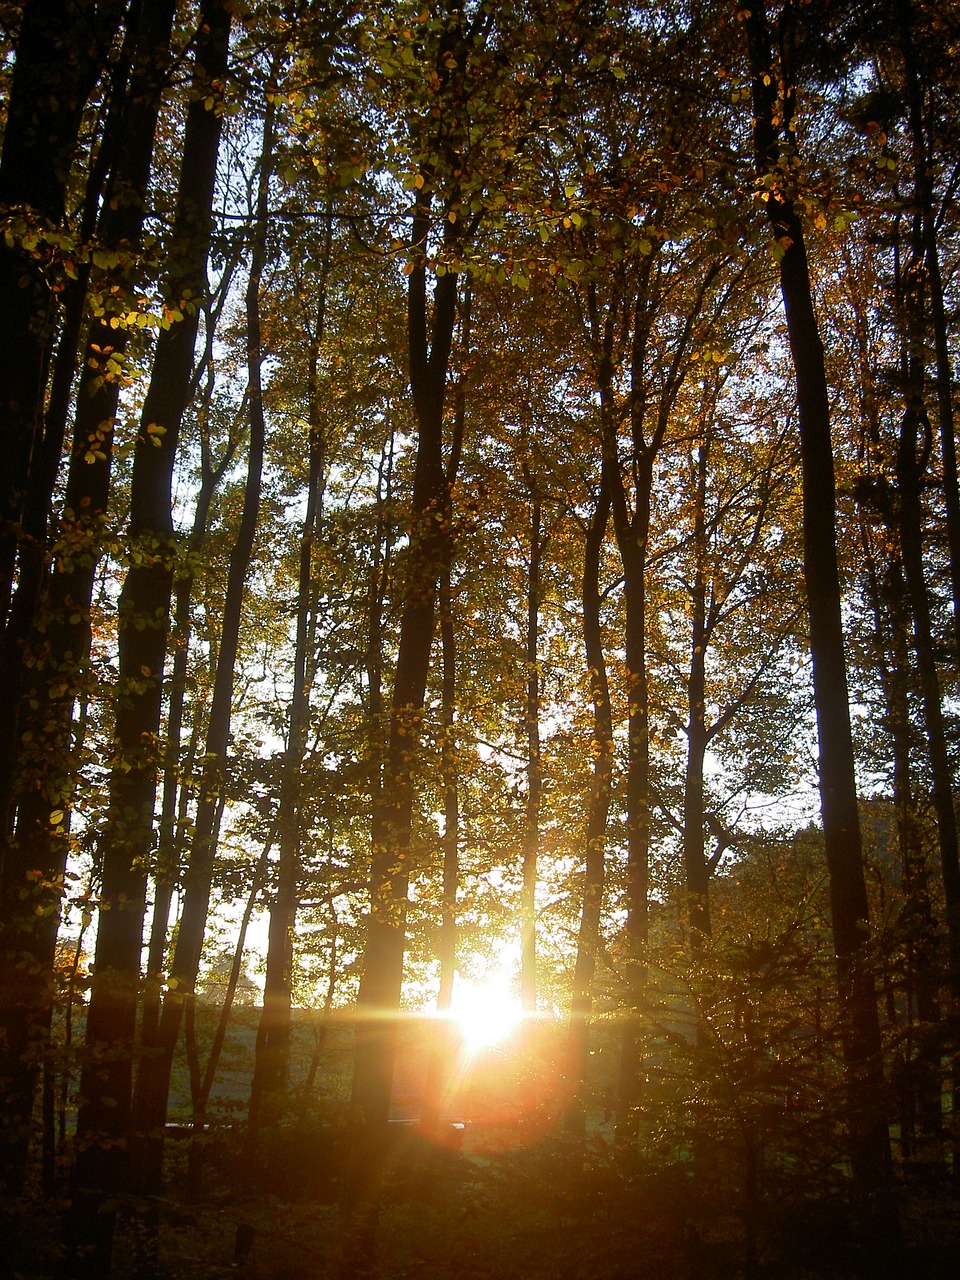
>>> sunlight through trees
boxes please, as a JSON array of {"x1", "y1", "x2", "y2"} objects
[{"x1": 1, "y1": 1, "x2": 960, "y2": 1276}]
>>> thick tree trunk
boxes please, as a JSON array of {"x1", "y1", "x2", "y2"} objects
[
  {"x1": 341, "y1": 189, "x2": 460, "y2": 1273},
  {"x1": 0, "y1": 0, "x2": 125, "y2": 626},
  {"x1": 745, "y1": 0, "x2": 890, "y2": 1198},
  {"x1": 60, "y1": 6, "x2": 231, "y2": 1274},
  {"x1": 610, "y1": 438, "x2": 653, "y2": 1138},
  {"x1": 0, "y1": 0, "x2": 176, "y2": 1193},
  {"x1": 0, "y1": 5, "x2": 139, "y2": 833},
  {"x1": 421, "y1": 296, "x2": 469, "y2": 1134},
  {"x1": 897, "y1": 0, "x2": 960, "y2": 667}
]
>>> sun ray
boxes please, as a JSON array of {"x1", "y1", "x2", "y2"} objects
[{"x1": 449, "y1": 977, "x2": 523, "y2": 1054}]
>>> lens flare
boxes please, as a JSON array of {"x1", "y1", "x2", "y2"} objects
[{"x1": 450, "y1": 979, "x2": 523, "y2": 1053}]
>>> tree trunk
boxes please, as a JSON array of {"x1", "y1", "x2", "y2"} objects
[
  {"x1": 894, "y1": 303, "x2": 960, "y2": 996},
  {"x1": 683, "y1": 431, "x2": 711, "y2": 950},
  {"x1": 186, "y1": 838, "x2": 270, "y2": 1204},
  {"x1": 864, "y1": 526, "x2": 942, "y2": 1158},
  {"x1": 417, "y1": 566, "x2": 460, "y2": 1144},
  {"x1": 0, "y1": 3, "x2": 140, "y2": 833},
  {"x1": 565, "y1": 476, "x2": 613, "y2": 1134},
  {"x1": 60, "y1": 5, "x2": 231, "y2": 1273},
  {"x1": 745, "y1": 0, "x2": 891, "y2": 1199},
  {"x1": 341, "y1": 186, "x2": 460, "y2": 1273},
  {"x1": 520, "y1": 474, "x2": 542, "y2": 1017},
  {"x1": 132, "y1": 73, "x2": 273, "y2": 1199},
  {"x1": 421, "y1": 289, "x2": 469, "y2": 1135},
  {"x1": 437, "y1": 566, "x2": 459, "y2": 1020},
  {"x1": 249, "y1": 194, "x2": 333, "y2": 1136},
  {"x1": 606, "y1": 373, "x2": 654, "y2": 1138},
  {"x1": 141, "y1": 421, "x2": 235, "y2": 1050},
  {"x1": 0, "y1": 0, "x2": 176, "y2": 1194},
  {"x1": 896, "y1": 0, "x2": 960, "y2": 668},
  {"x1": 0, "y1": 0, "x2": 125, "y2": 626}
]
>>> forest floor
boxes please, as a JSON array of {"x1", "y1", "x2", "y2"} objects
[
  {"x1": 9, "y1": 1125, "x2": 960, "y2": 1280},
  {"x1": 12, "y1": 1016, "x2": 958, "y2": 1277}
]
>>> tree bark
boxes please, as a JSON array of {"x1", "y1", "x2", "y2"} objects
[
  {"x1": 249, "y1": 192, "x2": 333, "y2": 1135},
  {"x1": 141, "y1": 415, "x2": 236, "y2": 1050},
  {"x1": 520, "y1": 470, "x2": 542, "y2": 1017},
  {"x1": 0, "y1": 3, "x2": 140, "y2": 834},
  {"x1": 565, "y1": 476, "x2": 613, "y2": 1134},
  {"x1": 893, "y1": 269, "x2": 960, "y2": 994},
  {"x1": 421, "y1": 289, "x2": 468, "y2": 1136},
  {"x1": 745, "y1": 0, "x2": 891, "y2": 1197},
  {"x1": 342, "y1": 182, "x2": 460, "y2": 1272},
  {"x1": 0, "y1": 0, "x2": 175, "y2": 1194},
  {"x1": 683, "y1": 430, "x2": 712, "y2": 950},
  {"x1": 132, "y1": 73, "x2": 274, "y2": 1198},
  {"x1": 60, "y1": 5, "x2": 231, "y2": 1273},
  {"x1": 896, "y1": 0, "x2": 960, "y2": 668},
  {"x1": 0, "y1": 0, "x2": 125, "y2": 627}
]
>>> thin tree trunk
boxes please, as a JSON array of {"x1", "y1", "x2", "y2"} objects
[
  {"x1": 566, "y1": 476, "x2": 612, "y2": 1134},
  {"x1": 590, "y1": 250, "x2": 713, "y2": 1136},
  {"x1": 300, "y1": 891, "x2": 341, "y2": 1102},
  {"x1": 520, "y1": 473, "x2": 542, "y2": 1017},
  {"x1": 874, "y1": 548, "x2": 942, "y2": 1157},
  {"x1": 892, "y1": 224, "x2": 960, "y2": 1178},
  {"x1": 417, "y1": 567, "x2": 459, "y2": 1143},
  {"x1": 249, "y1": 197, "x2": 333, "y2": 1136},
  {"x1": 894, "y1": 315, "x2": 960, "y2": 994},
  {"x1": 683, "y1": 430, "x2": 711, "y2": 951},
  {"x1": 851, "y1": 231, "x2": 943, "y2": 1161},
  {"x1": 437, "y1": 566, "x2": 459, "y2": 1020},
  {"x1": 185, "y1": 838, "x2": 271, "y2": 1204},
  {"x1": 132, "y1": 73, "x2": 274, "y2": 1200},
  {"x1": 600, "y1": 284, "x2": 657, "y2": 1136},
  {"x1": 141, "y1": 419, "x2": 236, "y2": 1050}
]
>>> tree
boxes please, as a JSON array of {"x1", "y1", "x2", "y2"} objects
[
  {"x1": 61, "y1": 4, "x2": 232, "y2": 1271},
  {"x1": 565, "y1": 474, "x2": 613, "y2": 1132},
  {"x1": 0, "y1": 0, "x2": 178, "y2": 1189},
  {"x1": 132, "y1": 46, "x2": 279, "y2": 1196},
  {"x1": 742, "y1": 0, "x2": 891, "y2": 1201},
  {"x1": 0, "y1": 0, "x2": 124, "y2": 627},
  {"x1": 342, "y1": 8, "x2": 466, "y2": 1252}
]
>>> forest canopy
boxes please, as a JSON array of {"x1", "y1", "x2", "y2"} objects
[{"x1": 1, "y1": 0, "x2": 959, "y2": 1276}]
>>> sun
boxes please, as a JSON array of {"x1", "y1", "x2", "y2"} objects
[{"x1": 449, "y1": 978, "x2": 524, "y2": 1053}]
